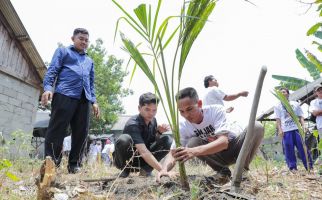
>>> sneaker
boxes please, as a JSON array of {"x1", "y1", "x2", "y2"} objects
[
  {"x1": 213, "y1": 173, "x2": 230, "y2": 185},
  {"x1": 119, "y1": 169, "x2": 130, "y2": 178},
  {"x1": 139, "y1": 168, "x2": 152, "y2": 177}
]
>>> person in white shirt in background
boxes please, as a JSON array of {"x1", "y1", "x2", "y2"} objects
[
  {"x1": 310, "y1": 84, "x2": 322, "y2": 142},
  {"x1": 88, "y1": 140, "x2": 97, "y2": 164},
  {"x1": 309, "y1": 84, "x2": 322, "y2": 173},
  {"x1": 62, "y1": 135, "x2": 71, "y2": 157},
  {"x1": 102, "y1": 139, "x2": 115, "y2": 166},
  {"x1": 95, "y1": 140, "x2": 102, "y2": 163},
  {"x1": 203, "y1": 75, "x2": 249, "y2": 113}
]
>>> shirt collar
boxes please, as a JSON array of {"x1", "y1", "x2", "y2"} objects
[
  {"x1": 69, "y1": 45, "x2": 87, "y2": 55},
  {"x1": 138, "y1": 114, "x2": 152, "y2": 126}
]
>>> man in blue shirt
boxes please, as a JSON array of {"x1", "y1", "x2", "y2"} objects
[{"x1": 41, "y1": 28, "x2": 100, "y2": 173}]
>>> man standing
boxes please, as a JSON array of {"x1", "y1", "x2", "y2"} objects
[
  {"x1": 41, "y1": 28, "x2": 100, "y2": 173},
  {"x1": 203, "y1": 75, "x2": 248, "y2": 113},
  {"x1": 113, "y1": 92, "x2": 173, "y2": 178},
  {"x1": 157, "y1": 87, "x2": 264, "y2": 184},
  {"x1": 310, "y1": 84, "x2": 322, "y2": 141},
  {"x1": 274, "y1": 88, "x2": 312, "y2": 171}
]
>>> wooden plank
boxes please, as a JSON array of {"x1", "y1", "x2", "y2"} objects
[
  {"x1": 7, "y1": 39, "x2": 15, "y2": 73},
  {"x1": 10, "y1": 44, "x2": 19, "y2": 73},
  {"x1": 1, "y1": 33, "x2": 11, "y2": 67}
]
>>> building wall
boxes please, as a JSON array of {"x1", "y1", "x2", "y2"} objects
[
  {"x1": 0, "y1": 18, "x2": 41, "y2": 140},
  {"x1": 0, "y1": 71, "x2": 39, "y2": 137}
]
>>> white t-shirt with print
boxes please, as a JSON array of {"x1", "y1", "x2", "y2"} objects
[
  {"x1": 173, "y1": 105, "x2": 237, "y2": 148},
  {"x1": 203, "y1": 87, "x2": 226, "y2": 106},
  {"x1": 310, "y1": 98, "x2": 322, "y2": 129},
  {"x1": 274, "y1": 101, "x2": 303, "y2": 132}
]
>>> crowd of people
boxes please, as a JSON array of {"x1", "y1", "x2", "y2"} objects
[
  {"x1": 40, "y1": 27, "x2": 321, "y2": 186},
  {"x1": 88, "y1": 139, "x2": 115, "y2": 166}
]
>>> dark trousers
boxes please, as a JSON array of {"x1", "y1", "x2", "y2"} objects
[
  {"x1": 282, "y1": 129, "x2": 313, "y2": 170},
  {"x1": 113, "y1": 134, "x2": 172, "y2": 172},
  {"x1": 45, "y1": 92, "x2": 90, "y2": 167},
  {"x1": 188, "y1": 121, "x2": 264, "y2": 176}
]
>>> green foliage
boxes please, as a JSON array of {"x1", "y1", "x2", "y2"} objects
[
  {"x1": 86, "y1": 39, "x2": 132, "y2": 133},
  {"x1": 112, "y1": 0, "x2": 216, "y2": 189},
  {"x1": 262, "y1": 121, "x2": 277, "y2": 138},
  {"x1": 272, "y1": 2, "x2": 321, "y2": 90},
  {"x1": 296, "y1": 49, "x2": 321, "y2": 80},
  {"x1": 190, "y1": 180, "x2": 201, "y2": 200},
  {"x1": 271, "y1": 75, "x2": 310, "y2": 91},
  {"x1": 0, "y1": 159, "x2": 20, "y2": 185},
  {"x1": 1, "y1": 130, "x2": 33, "y2": 160}
]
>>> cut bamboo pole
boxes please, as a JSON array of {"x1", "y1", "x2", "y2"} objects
[{"x1": 231, "y1": 66, "x2": 267, "y2": 192}]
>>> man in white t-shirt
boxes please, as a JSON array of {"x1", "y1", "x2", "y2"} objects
[
  {"x1": 274, "y1": 87, "x2": 312, "y2": 171},
  {"x1": 310, "y1": 84, "x2": 322, "y2": 140},
  {"x1": 203, "y1": 75, "x2": 249, "y2": 113},
  {"x1": 156, "y1": 87, "x2": 264, "y2": 184}
]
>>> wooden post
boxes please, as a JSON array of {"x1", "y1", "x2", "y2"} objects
[{"x1": 231, "y1": 66, "x2": 267, "y2": 192}]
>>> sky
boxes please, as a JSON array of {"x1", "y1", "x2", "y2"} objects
[{"x1": 10, "y1": 0, "x2": 321, "y2": 127}]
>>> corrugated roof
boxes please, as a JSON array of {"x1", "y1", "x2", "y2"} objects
[
  {"x1": 257, "y1": 77, "x2": 322, "y2": 121},
  {"x1": 0, "y1": 0, "x2": 46, "y2": 80},
  {"x1": 111, "y1": 115, "x2": 133, "y2": 130}
]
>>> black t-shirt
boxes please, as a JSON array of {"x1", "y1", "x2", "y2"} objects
[{"x1": 123, "y1": 114, "x2": 158, "y2": 149}]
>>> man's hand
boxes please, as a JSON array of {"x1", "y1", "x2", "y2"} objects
[
  {"x1": 156, "y1": 169, "x2": 178, "y2": 183},
  {"x1": 278, "y1": 130, "x2": 284, "y2": 138},
  {"x1": 157, "y1": 124, "x2": 170, "y2": 134},
  {"x1": 41, "y1": 91, "x2": 53, "y2": 106},
  {"x1": 172, "y1": 147, "x2": 196, "y2": 163},
  {"x1": 92, "y1": 103, "x2": 100, "y2": 118}
]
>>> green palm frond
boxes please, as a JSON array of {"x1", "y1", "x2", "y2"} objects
[
  {"x1": 113, "y1": 0, "x2": 217, "y2": 190},
  {"x1": 179, "y1": 0, "x2": 216, "y2": 79}
]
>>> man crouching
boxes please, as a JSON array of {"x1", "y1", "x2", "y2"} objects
[{"x1": 113, "y1": 92, "x2": 173, "y2": 178}]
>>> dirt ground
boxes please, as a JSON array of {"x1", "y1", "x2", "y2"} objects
[{"x1": 1, "y1": 159, "x2": 322, "y2": 200}]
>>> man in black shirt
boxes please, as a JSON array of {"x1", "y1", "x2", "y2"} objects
[{"x1": 113, "y1": 92, "x2": 173, "y2": 178}]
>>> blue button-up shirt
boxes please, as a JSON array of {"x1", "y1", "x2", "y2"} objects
[{"x1": 43, "y1": 45, "x2": 96, "y2": 104}]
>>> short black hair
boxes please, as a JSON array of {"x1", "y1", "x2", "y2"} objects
[
  {"x1": 73, "y1": 28, "x2": 89, "y2": 36},
  {"x1": 204, "y1": 75, "x2": 214, "y2": 88},
  {"x1": 279, "y1": 87, "x2": 289, "y2": 94},
  {"x1": 176, "y1": 87, "x2": 199, "y2": 103},
  {"x1": 139, "y1": 92, "x2": 159, "y2": 106}
]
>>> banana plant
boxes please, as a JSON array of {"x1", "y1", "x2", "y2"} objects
[
  {"x1": 112, "y1": 0, "x2": 216, "y2": 190},
  {"x1": 272, "y1": 89, "x2": 310, "y2": 172}
]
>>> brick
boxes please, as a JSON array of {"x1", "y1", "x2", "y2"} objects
[
  {"x1": 3, "y1": 86, "x2": 17, "y2": 98},
  {"x1": 0, "y1": 93, "x2": 9, "y2": 103},
  {"x1": 8, "y1": 97, "x2": 21, "y2": 107}
]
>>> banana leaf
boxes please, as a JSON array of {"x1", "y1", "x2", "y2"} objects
[
  {"x1": 296, "y1": 49, "x2": 321, "y2": 80},
  {"x1": 307, "y1": 22, "x2": 321, "y2": 36},
  {"x1": 306, "y1": 50, "x2": 322, "y2": 72},
  {"x1": 315, "y1": 31, "x2": 322, "y2": 40}
]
